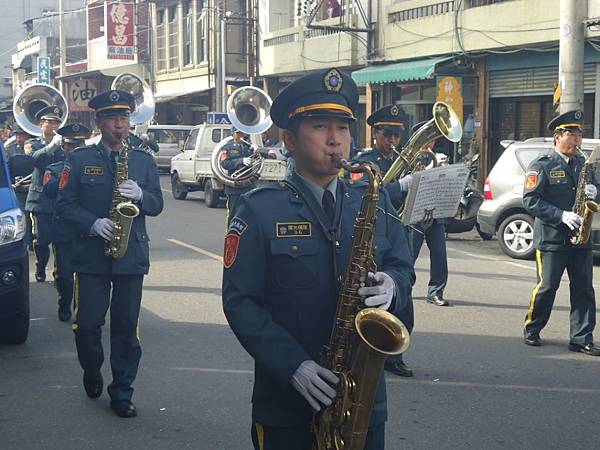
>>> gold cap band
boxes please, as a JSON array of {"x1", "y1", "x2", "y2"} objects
[
  {"x1": 288, "y1": 103, "x2": 353, "y2": 119},
  {"x1": 555, "y1": 123, "x2": 582, "y2": 130},
  {"x1": 374, "y1": 121, "x2": 404, "y2": 127},
  {"x1": 95, "y1": 105, "x2": 131, "y2": 113}
]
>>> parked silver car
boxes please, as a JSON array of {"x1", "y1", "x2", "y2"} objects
[
  {"x1": 477, "y1": 137, "x2": 600, "y2": 260},
  {"x1": 147, "y1": 125, "x2": 194, "y2": 171}
]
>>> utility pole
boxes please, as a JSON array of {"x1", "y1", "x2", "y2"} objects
[
  {"x1": 558, "y1": 0, "x2": 586, "y2": 113},
  {"x1": 220, "y1": 11, "x2": 227, "y2": 111},
  {"x1": 58, "y1": 0, "x2": 67, "y2": 92}
]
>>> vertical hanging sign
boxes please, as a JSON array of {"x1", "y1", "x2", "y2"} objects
[
  {"x1": 37, "y1": 56, "x2": 51, "y2": 84},
  {"x1": 106, "y1": 2, "x2": 136, "y2": 60}
]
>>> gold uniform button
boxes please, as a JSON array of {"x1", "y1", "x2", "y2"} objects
[
  {"x1": 374, "y1": 245, "x2": 379, "y2": 251},
  {"x1": 291, "y1": 245, "x2": 299, "y2": 252}
]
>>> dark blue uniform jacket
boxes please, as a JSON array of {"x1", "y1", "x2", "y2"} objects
[
  {"x1": 222, "y1": 172, "x2": 415, "y2": 428},
  {"x1": 56, "y1": 143, "x2": 163, "y2": 274},
  {"x1": 523, "y1": 150, "x2": 600, "y2": 251},
  {"x1": 352, "y1": 148, "x2": 406, "y2": 210},
  {"x1": 25, "y1": 138, "x2": 64, "y2": 213}
]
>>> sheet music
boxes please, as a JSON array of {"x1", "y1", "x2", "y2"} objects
[{"x1": 402, "y1": 164, "x2": 470, "y2": 225}]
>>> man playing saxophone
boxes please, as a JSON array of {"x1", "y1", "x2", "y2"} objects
[
  {"x1": 222, "y1": 68, "x2": 414, "y2": 449},
  {"x1": 523, "y1": 110, "x2": 600, "y2": 355},
  {"x1": 56, "y1": 90, "x2": 163, "y2": 417}
]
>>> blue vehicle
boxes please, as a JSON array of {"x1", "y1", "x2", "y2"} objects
[{"x1": 0, "y1": 142, "x2": 31, "y2": 344}]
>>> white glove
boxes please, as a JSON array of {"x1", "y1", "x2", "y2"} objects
[
  {"x1": 398, "y1": 174, "x2": 412, "y2": 191},
  {"x1": 140, "y1": 133, "x2": 149, "y2": 142},
  {"x1": 585, "y1": 184, "x2": 597, "y2": 199},
  {"x1": 290, "y1": 360, "x2": 339, "y2": 412},
  {"x1": 118, "y1": 179, "x2": 143, "y2": 201},
  {"x1": 435, "y1": 152, "x2": 448, "y2": 166},
  {"x1": 561, "y1": 211, "x2": 582, "y2": 231},
  {"x1": 242, "y1": 157, "x2": 252, "y2": 166},
  {"x1": 91, "y1": 218, "x2": 115, "y2": 241},
  {"x1": 357, "y1": 271, "x2": 395, "y2": 311},
  {"x1": 51, "y1": 133, "x2": 62, "y2": 147}
]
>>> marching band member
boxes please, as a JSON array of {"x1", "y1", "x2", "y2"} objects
[
  {"x1": 222, "y1": 68, "x2": 414, "y2": 449},
  {"x1": 24, "y1": 106, "x2": 64, "y2": 282},
  {"x1": 56, "y1": 90, "x2": 163, "y2": 417},
  {"x1": 353, "y1": 106, "x2": 415, "y2": 378},
  {"x1": 42, "y1": 123, "x2": 90, "y2": 322},
  {"x1": 523, "y1": 110, "x2": 600, "y2": 355}
]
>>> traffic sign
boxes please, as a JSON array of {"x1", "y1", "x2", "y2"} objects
[{"x1": 207, "y1": 112, "x2": 231, "y2": 125}]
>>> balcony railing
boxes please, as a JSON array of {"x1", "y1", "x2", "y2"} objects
[
  {"x1": 264, "y1": 32, "x2": 299, "y2": 47},
  {"x1": 468, "y1": 0, "x2": 513, "y2": 6},
  {"x1": 389, "y1": 1, "x2": 456, "y2": 23}
]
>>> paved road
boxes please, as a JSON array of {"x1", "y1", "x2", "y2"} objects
[{"x1": 2, "y1": 174, "x2": 600, "y2": 449}]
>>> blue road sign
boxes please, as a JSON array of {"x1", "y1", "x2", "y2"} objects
[{"x1": 206, "y1": 112, "x2": 231, "y2": 125}]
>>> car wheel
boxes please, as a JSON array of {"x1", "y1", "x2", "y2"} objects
[
  {"x1": 204, "y1": 180, "x2": 220, "y2": 208},
  {"x1": 498, "y1": 214, "x2": 535, "y2": 260},
  {"x1": 476, "y1": 222, "x2": 493, "y2": 241},
  {"x1": 0, "y1": 316, "x2": 29, "y2": 344},
  {"x1": 171, "y1": 173, "x2": 188, "y2": 200}
]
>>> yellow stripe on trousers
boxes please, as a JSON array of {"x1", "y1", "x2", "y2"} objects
[
  {"x1": 525, "y1": 249, "x2": 543, "y2": 328},
  {"x1": 255, "y1": 423, "x2": 265, "y2": 450},
  {"x1": 71, "y1": 273, "x2": 80, "y2": 331}
]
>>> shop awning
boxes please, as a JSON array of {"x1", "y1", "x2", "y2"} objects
[
  {"x1": 352, "y1": 56, "x2": 452, "y2": 85},
  {"x1": 154, "y1": 86, "x2": 212, "y2": 103}
]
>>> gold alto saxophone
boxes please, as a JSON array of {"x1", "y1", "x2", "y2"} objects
[
  {"x1": 105, "y1": 136, "x2": 140, "y2": 258},
  {"x1": 570, "y1": 146, "x2": 600, "y2": 246},
  {"x1": 313, "y1": 156, "x2": 410, "y2": 450}
]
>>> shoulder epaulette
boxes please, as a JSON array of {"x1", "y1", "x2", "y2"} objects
[
  {"x1": 133, "y1": 146, "x2": 155, "y2": 156},
  {"x1": 246, "y1": 181, "x2": 287, "y2": 197}
]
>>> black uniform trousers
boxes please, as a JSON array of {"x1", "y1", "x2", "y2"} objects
[
  {"x1": 31, "y1": 212, "x2": 53, "y2": 275},
  {"x1": 15, "y1": 191, "x2": 32, "y2": 248},
  {"x1": 251, "y1": 422, "x2": 385, "y2": 450},
  {"x1": 73, "y1": 273, "x2": 144, "y2": 401},
  {"x1": 525, "y1": 249, "x2": 596, "y2": 345},
  {"x1": 53, "y1": 242, "x2": 74, "y2": 313},
  {"x1": 409, "y1": 221, "x2": 448, "y2": 298}
]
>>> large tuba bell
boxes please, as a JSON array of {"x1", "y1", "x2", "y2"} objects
[
  {"x1": 382, "y1": 101, "x2": 462, "y2": 185},
  {"x1": 210, "y1": 86, "x2": 272, "y2": 188},
  {"x1": 111, "y1": 72, "x2": 155, "y2": 126},
  {"x1": 13, "y1": 84, "x2": 68, "y2": 136}
]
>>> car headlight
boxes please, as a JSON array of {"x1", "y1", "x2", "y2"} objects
[{"x1": 0, "y1": 208, "x2": 26, "y2": 246}]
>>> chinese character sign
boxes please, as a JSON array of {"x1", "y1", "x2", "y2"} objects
[
  {"x1": 37, "y1": 57, "x2": 51, "y2": 84},
  {"x1": 69, "y1": 79, "x2": 97, "y2": 112},
  {"x1": 106, "y1": 2, "x2": 135, "y2": 60},
  {"x1": 436, "y1": 76, "x2": 463, "y2": 123}
]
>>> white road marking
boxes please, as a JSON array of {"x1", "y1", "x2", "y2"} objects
[
  {"x1": 447, "y1": 246, "x2": 535, "y2": 271},
  {"x1": 168, "y1": 238, "x2": 223, "y2": 262},
  {"x1": 171, "y1": 366, "x2": 600, "y2": 394},
  {"x1": 30, "y1": 317, "x2": 49, "y2": 321}
]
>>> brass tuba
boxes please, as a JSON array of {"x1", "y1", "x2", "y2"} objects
[
  {"x1": 210, "y1": 86, "x2": 272, "y2": 188},
  {"x1": 382, "y1": 101, "x2": 462, "y2": 185},
  {"x1": 13, "y1": 83, "x2": 68, "y2": 136}
]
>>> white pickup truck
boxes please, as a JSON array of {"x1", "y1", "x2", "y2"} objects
[{"x1": 169, "y1": 123, "x2": 287, "y2": 207}]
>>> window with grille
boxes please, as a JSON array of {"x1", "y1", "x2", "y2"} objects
[
  {"x1": 197, "y1": 0, "x2": 208, "y2": 62},
  {"x1": 183, "y1": 1, "x2": 193, "y2": 66},
  {"x1": 168, "y1": 5, "x2": 179, "y2": 69},
  {"x1": 156, "y1": 9, "x2": 167, "y2": 71}
]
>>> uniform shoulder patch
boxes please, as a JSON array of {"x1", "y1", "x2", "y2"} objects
[
  {"x1": 58, "y1": 166, "x2": 71, "y2": 189},
  {"x1": 525, "y1": 170, "x2": 539, "y2": 190},
  {"x1": 223, "y1": 233, "x2": 240, "y2": 269},
  {"x1": 42, "y1": 170, "x2": 53, "y2": 186},
  {"x1": 228, "y1": 217, "x2": 248, "y2": 236}
]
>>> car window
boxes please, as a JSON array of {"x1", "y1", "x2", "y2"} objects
[
  {"x1": 516, "y1": 148, "x2": 550, "y2": 171},
  {"x1": 184, "y1": 129, "x2": 199, "y2": 151}
]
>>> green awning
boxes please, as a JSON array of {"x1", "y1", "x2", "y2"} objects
[{"x1": 352, "y1": 57, "x2": 451, "y2": 85}]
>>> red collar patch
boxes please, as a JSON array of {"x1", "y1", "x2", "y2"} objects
[{"x1": 223, "y1": 233, "x2": 240, "y2": 269}]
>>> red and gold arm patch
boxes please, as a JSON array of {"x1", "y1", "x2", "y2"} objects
[
  {"x1": 42, "y1": 170, "x2": 53, "y2": 185},
  {"x1": 58, "y1": 167, "x2": 70, "y2": 189},
  {"x1": 525, "y1": 170, "x2": 539, "y2": 190},
  {"x1": 223, "y1": 233, "x2": 240, "y2": 269}
]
